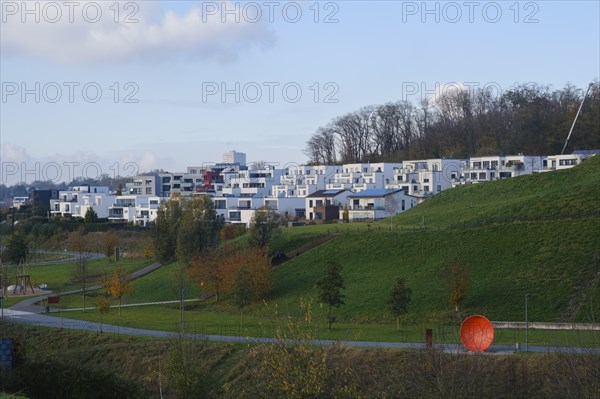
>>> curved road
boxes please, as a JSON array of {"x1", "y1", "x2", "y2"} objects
[
  {"x1": 8, "y1": 261, "x2": 162, "y2": 314},
  {"x1": 2, "y1": 308, "x2": 597, "y2": 354},
  {"x1": 4, "y1": 261, "x2": 598, "y2": 354}
]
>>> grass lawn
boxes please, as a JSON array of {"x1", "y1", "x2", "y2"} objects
[
  {"x1": 48, "y1": 303, "x2": 600, "y2": 348},
  {"x1": 48, "y1": 261, "x2": 202, "y2": 309},
  {"x1": 4, "y1": 257, "x2": 155, "y2": 308}
]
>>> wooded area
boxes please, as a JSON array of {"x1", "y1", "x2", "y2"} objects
[{"x1": 305, "y1": 82, "x2": 600, "y2": 164}]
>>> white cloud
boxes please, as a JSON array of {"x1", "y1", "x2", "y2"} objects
[
  {"x1": 1, "y1": 143, "x2": 171, "y2": 185},
  {"x1": 0, "y1": 1, "x2": 275, "y2": 64}
]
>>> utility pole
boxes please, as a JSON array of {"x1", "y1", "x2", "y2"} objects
[{"x1": 561, "y1": 82, "x2": 593, "y2": 155}]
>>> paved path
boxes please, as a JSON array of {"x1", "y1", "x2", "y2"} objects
[
  {"x1": 2, "y1": 309, "x2": 598, "y2": 354},
  {"x1": 5, "y1": 261, "x2": 598, "y2": 354},
  {"x1": 8, "y1": 262, "x2": 162, "y2": 314}
]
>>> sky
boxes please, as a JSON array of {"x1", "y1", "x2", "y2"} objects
[{"x1": 1, "y1": 0, "x2": 599, "y2": 185}]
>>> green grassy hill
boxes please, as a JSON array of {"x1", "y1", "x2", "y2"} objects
[{"x1": 263, "y1": 156, "x2": 600, "y2": 323}]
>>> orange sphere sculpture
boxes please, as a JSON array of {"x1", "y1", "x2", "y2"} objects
[{"x1": 460, "y1": 315, "x2": 494, "y2": 352}]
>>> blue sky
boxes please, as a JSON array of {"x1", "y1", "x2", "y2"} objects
[{"x1": 1, "y1": 1, "x2": 598, "y2": 184}]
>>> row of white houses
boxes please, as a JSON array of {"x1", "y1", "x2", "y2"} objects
[{"x1": 46, "y1": 150, "x2": 597, "y2": 227}]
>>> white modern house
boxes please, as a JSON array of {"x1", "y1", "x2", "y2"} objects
[
  {"x1": 325, "y1": 162, "x2": 402, "y2": 192},
  {"x1": 213, "y1": 195, "x2": 305, "y2": 227},
  {"x1": 108, "y1": 195, "x2": 161, "y2": 226},
  {"x1": 221, "y1": 164, "x2": 284, "y2": 198},
  {"x1": 272, "y1": 165, "x2": 339, "y2": 198},
  {"x1": 343, "y1": 188, "x2": 418, "y2": 222},
  {"x1": 542, "y1": 151, "x2": 599, "y2": 172},
  {"x1": 50, "y1": 186, "x2": 112, "y2": 218},
  {"x1": 461, "y1": 155, "x2": 544, "y2": 184},
  {"x1": 387, "y1": 159, "x2": 466, "y2": 199},
  {"x1": 305, "y1": 189, "x2": 351, "y2": 222}
]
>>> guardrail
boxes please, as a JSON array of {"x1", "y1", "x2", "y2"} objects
[{"x1": 493, "y1": 321, "x2": 600, "y2": 331}]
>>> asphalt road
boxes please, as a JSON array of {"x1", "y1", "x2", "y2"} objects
[{"x1": 2, "y1": 308, "x2": 598, "y2": 354}]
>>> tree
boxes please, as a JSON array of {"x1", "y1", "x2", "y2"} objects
[
  {"x1": 443, "y1": 258, "x2": 471, "y2": 312},
  {"x1": 95, "y1": 296, "x2": 111, "y2": 333},
  {"x1": 316, "y1": 261, "x2": 345, "y2": 329},
  {"x1": 109, "y1": 265, "x2": 133, "y2": 315},
  {"x1": 249, "y1": 320, "x2": 359, "y2": 398},
  {"x1": 248, "y1": 206, "x2": 282, "y2": 249},
  {"x1": 103, "y1": 231, "x2": 118, "y2": 261},
  {"x1": 84, "y1": 207, "x2": 99, "y2": 224},
  {"x1": 176, "y1": 196, "x2": 223, "y2": 266},
  {"x1": 3, "y1": 232, "x2": 29, "y2": 264},
  {"x1": 231, "y1": 266, "x2": 254, "y2": 328},
  {"x1": 190, "y1": 248, "x2": 225, "y2": 302},
  {"x1": 387, "y1": 277, "x2": 412, "y2": 331},
  {"x1": 73, "y1": 255, "x2": 90, "y2": 312},
  {"x1": 164, "y1": 329, "x2": 216, "y2": 399},
  {"x1": 153, "y1": 195, "x2": 185, "y2": 264}
]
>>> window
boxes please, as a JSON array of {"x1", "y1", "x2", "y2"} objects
[
  {"x1": 401, "y1": 199, "x2": 405, "y2": 211},
  {"x1": 424, "y1": 178, "x2": 429, "y2": 183},
  {"x1": 309, "y1": 200, "x2": 313, "y2": 207},
  {"x1": 146, "y1": 187, "x2": 153, "y2": 194},
  {"x1": 214, "y1": 200, "x2": 226, "y2": 209},
  {"x1": 483, "y1": 161, "x2": 490, "y2": 169},
  {"x1": 478, "y1": 172, "x2": 486, "y2": 180},
  {"x1": 424, "y1": 186, "x2": 429, "y2": 192},
  {"x1": 472, "y1": 162, "x2": 481, "y2": 169},
  {"x1": 436, "y1": 185, "x2": 441, "y2": 192}
]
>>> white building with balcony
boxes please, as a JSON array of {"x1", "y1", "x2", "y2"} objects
[
  {"x1": 326, "y1": 163, "x2": 402, "y2": 192},
  {"x1": 272, "y1": 165, "x2": 340, "y2": 198},
  {"x1": 50, "y1": 186, "x2": 111, "y2": 218},
  {"x1": 221, "y1": 164, "x2": 283, "y2": 198},
  {"x1": 387, "y1": 159, "x2": 466, "y2": 199},
  {"x1": 461, "y1": 155, "x2": 543, "y2": 184},
  {"x1": 343, "y1": 188, "x2": 417, "y2": 222},
  {"x1": 108, "y1": 195, "x2": 161, "y2": 226}
]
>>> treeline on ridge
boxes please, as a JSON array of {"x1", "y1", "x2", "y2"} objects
[{"x1": 304, "y1": 82, "x2": 600, "y2": 164}]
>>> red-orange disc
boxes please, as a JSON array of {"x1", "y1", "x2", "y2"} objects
[{"x1": 460, "y1": 315, "x2": 494, "y2": 352}]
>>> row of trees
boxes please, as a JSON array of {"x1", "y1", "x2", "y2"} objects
[
  {"x1": 305, "y1": 82, "x2": 600, "y2": 164},
  {"x1": 317, "y1": 258, "x2": 471, "y2": 330},
  {"x1": 152, "y1": 195, "x2": 224, "y2": 266},
  {"x1": 152, "y1": 195, "x2": 284, "y2": 323}
]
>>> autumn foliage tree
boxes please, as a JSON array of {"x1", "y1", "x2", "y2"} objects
[
  {"x1": 109, "y1": 264, "x2": 133, "y2": 315},
  {"x1": 442, "y1": 258, "x2": 471, "y2": 312},
  {"x1": 189, "y1": 246, "x2": 272, "y2": 305}
]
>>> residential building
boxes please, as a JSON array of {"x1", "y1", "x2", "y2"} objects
[
  {"x1": 108, "y1": 195, "x2": 161, "y2": 226},
  {"x1": 343, "y1": 188, "x2": 417, "y2": 222},
  {"x1": 272, "y1": 165, "x2": 340, "y2": 198},
  {"x1": 305, "y1": 189, "x2": 351, "y2": 222},
  {"x1": 326, "y1": 163, "x2": 402, "y2": 192},
  {"x1": 387, "y1": 159, "x2": 466, "y2": 199},
  {"x1": 125, "y1": 174, "x2": 159, "y2": 196},
  {"x1": 223, "y1": 150, "x2": 247, "y2": 166},
  {"x1": 50, "y1": 186, "x2": 111, "y2": 218}
]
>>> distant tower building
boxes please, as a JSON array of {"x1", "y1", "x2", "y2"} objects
[{"x1": 223, "y1": 150, "x2": 246, "y2": 166}]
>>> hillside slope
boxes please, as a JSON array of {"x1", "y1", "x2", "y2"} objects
[{"x1": 266, "y1": 156, "x2": 600, "y2": 323}]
